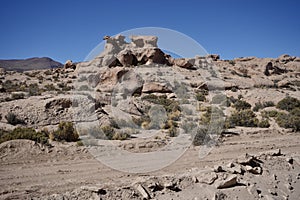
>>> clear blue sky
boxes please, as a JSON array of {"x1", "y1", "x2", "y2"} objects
[{"x1": 1, "y1": 0, "x2": 299, "y2": 63}]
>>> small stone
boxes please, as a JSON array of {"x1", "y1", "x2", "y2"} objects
[
  {"x1": 268, "y1": 189, "x2": 278, "y2": 196},
  {"x1": 286, "y1": 157, "x2": 293, "y2": 165},
  {"x1": 214, "y1": 165, "x2": 224, "y2": 173},
  {"x1": 192, "y1": 176, "x2": 198, "y2": 183}
]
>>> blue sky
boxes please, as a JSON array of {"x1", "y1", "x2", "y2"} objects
[{"x1": 0, "y1": 0, "x2": 299, "y2": 63}]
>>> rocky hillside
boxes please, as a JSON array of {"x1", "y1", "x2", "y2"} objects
[
  {"x1": 0, "y1": 57, "x2": 63, "y2": 72},
  {"x1": 0, "y1": 35, "x2": 299, "y2": 199}
]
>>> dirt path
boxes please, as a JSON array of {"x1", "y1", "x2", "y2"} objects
[{"x1": 0, "y1": 128, "x2": 299, "y2": 199}]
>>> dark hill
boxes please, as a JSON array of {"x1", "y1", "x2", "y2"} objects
[{"x1": 0, "y1": 57, "x2": 63, "y2": 72}]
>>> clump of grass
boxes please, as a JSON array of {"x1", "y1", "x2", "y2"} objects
[
  {"x1": 0, "y1": 127, "x2": 49, "y2": 145},
  {"x1": 51, "y1": 122, "x2": 79, "y2": 142}
]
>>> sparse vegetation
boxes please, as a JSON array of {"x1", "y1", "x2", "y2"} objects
[
  {"x1": 51, "y1": 122, "x2": 79, "y2": 142},
  {"x1": 253, "y1": 101, "x2": 275, "y2": 112},
  {"x1": 193, "y1": 127, "x2": 208, "y2": 146},
  {"x1": 5, "y1": 112, "x2": 25, "y2": 125},
  {"x1": 233, "y1": 99, "x2": 251, "y2": 111},
  {"x1": 195, "y1": 92, "x2": 206, "y2": 102},
  {"x1": 0, "y1": 127, "x2": 49, "y2": 145},
  {"x1": 227, "y1": 109, "x2": 258, "y2": 127},
  {"x1": 276, "y1": 96, "x2": 300, "y2": 111}
]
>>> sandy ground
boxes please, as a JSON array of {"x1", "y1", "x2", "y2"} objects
[{"x1": 0, "y1": 127, "x2": 299, "y2": 199}]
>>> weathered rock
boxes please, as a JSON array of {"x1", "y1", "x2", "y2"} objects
[
  {"x1": 117, "y1": 49, "x2": 137, "y2": 67},
  {"x1": 215, "y1": 174, "x2": 238, "y2": 189},
  {"x1": 64, "y1": 60, "x2": 76, "y2": 70},
  {"x1": 173, "y1": 58, "x2": 197, "y2": 70},
  {"x1": 198, "y1": 172, "x2": 218, "y2": 185},
  {"x1": 136, "y1": 184, "x2": 150, "y2": 200},
  {"x1": 133, "y1": 48, "x2": 169, "y2": 65},
  {"x1": 248, "y1": 166, "x2": 262, "y2": 175},
  {"x1": 142, "y1": 82, "x2": 172, "y2": 93},
  {"x1": 130, "y1": 35, "x2": 158, "y2": 48},
  {"x1": 278, "y1": 54, "x2": 295, "y2": 63},
  {"x1": 237, "y1": 154, "x2": 262, "y2": 167},
  {"x1": 206, "y1": 54, "x2": 220, "y2": 61},
  {"x1": 45, "y1": 98, "x2": 72, "y2": 110},
  {"x1": 0, "y1": 67, "x2": 5, "y2": 74},
  {"x1": 260, "y1": 149, "x2": 282, "y2": 157}
]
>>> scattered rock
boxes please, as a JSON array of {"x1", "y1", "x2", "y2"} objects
[
  {"x1": 173, "y1": 58, "x2": 197, "y2": 70},
  {"x1": 135, "y1": 184, "x2": 151, "y2": 200},
  {"x1": 215, "y1": 174, "x2": 238, "y2": 189},
  {"x1": 198, "y1": 172, "x2": 218, "y2": 185}
]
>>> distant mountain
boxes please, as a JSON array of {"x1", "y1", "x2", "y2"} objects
[{"x1": 0, "y1": 57, "x2": 63, "y2": 72}]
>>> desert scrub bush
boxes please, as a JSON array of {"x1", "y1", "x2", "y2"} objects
[
  {"x1": 52, "y1": 122, "x2": 79, "y2": 142},
  {"x1": 261, "y1": 110, "x2": 279, "y2": 118},
  {"x1": 76, "y1": 140, "x2": 84, "y2": 146},
  {"x1": 101, "y1": 125, "x2": 115, "y2": 140},
  {"x1": 11, "y1": 92, "x2": 25, "y2": 100},
  {"x1": 228, "y1": 109, "x2": 258, "y2": 127},
  {"x1": 142, "y1": 94, "x2": 180, "y2": 113},
  {"x1": 168, "y1": 126, "x2": 178, "y2": 137},
  {"x1": 182, "y1": 120, "x2": 198, "y2": 134},
  {"x1": 112, "y1": 130, "x2": 130, "y2": 140},
  {"x1": 0, "y1": 127, "x2": 48, "y2": 145},
  {"x1": 228, "y1": 60, "x2": 236, "y2": 66},
  {"x1": 200, "y1": 106, "x2": 225, "y2": 125},
  {"x1": 276, "y1": 96, "x2": 300, "y2": 111},
  {"x1": 258, "y1": 119, "x2": 270, "y2": 128},
  {"x1": 44, "y1": 83, "x2": 58, "y2": 91},
  {"x1": 28, "y1": 83, "x2": 42, "y2": 96},
  {"x1": 211, "y1": 94, "x2": 227, "y2": 104},
  {"x1": 193, "y1": 127, "x2": 208, "y2": 146},
  {"x1": 233, "y1": 99, "x2": 251, "y2": 111},
  {"x1": 275, "y1": 108, "x2": 300, "y2": 131},
  {"x1": 195, "y1": 92, "x2": 206, "y2": 102},
  {"x1": 253, "y1": 101, "x2": 275, "y2": 112},
  {"x1": 5, "y1": 112, "x2": 25, "y2": 125}
]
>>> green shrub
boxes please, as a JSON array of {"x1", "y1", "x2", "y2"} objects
[
  {"x1": 200, "y1": 106, "x2": 225, "y2": 125},
  {"x1": 52, "y1": 122, "x2": 79, "y2": 142},
  {"x1": 168, "y1": 126, "x2": 178, "y2": 137},
  {"x1": 142, "y1": 94, "x2": 180, "y2": 113},
  {"x1": 0, "y1": 127, "x2": 49, "y2": 145},
  {"x1": 196, "y1": 92, "x2": 206, "y2": 102},
  {"x1": 261, "y1": 110, "x2": 279, "y2": 118},
  {"x1": 193, "y1": 128, "x2": 208, "y2": 146},
  {"x1": 112, "y1": 130, "x2": 130, "y2": 140},
  {"x1": 233, "y1": 99, "x2": 251, "y2": 111},
  {"x1": 5, "y1": 112, "x2": 24, "y2": 125},
  {"x1": 253, "y1": 101, "x2": 275, "y2": 112},
  {"x1": 28, "y1": 83, "x2": 42, "y2": 96},
  {"x1": 101, "y1": 125, "x2": 115, "y2": 140},
  {"x1": 76, "y1": 140, "x2": 84, "y2": 146},
  {"x1": 276, "y1": 96, "x2": 300, "y2": 111},
  {"x1": 276, "y1": 108, "x2": 300, "y2": 131},
  {"x1": 11, "y1": 92, "x2": 25, "y2": 100},
  {"x1": 228, "y1": 109, "x2": 258, "y2": 127},
  {"x1": 258, "y1": 119, "x2": 270, "y2": 128}
]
